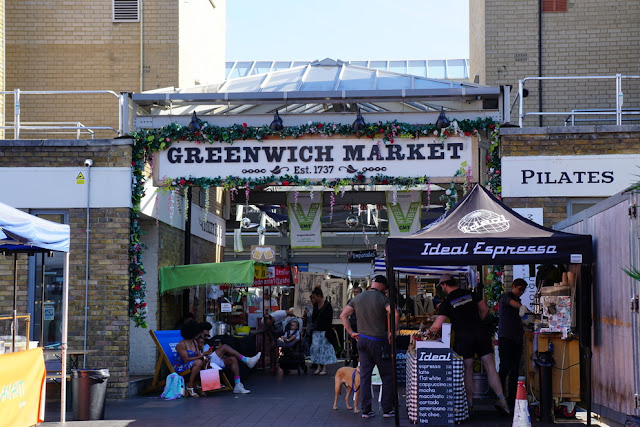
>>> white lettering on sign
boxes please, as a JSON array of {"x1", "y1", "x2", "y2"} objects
[
  {"x1": 421, "y1": 242, "x2": 557, "y2": 259},
  {"x1": 156, "y1": 137, "x2": 474, "y2": 183},
  {"x1": 502, "y1": 154, "x2": 640, "y2": 197}
]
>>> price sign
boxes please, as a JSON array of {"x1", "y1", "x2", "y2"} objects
[
  {"x1": 221, "y1": 303, "x2": 232, "y2": 313},
  {"x1": 417, "y1": 348, "x2": 455, "y2": 426}
]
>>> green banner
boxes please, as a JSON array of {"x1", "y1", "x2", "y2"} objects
[{"x1": 159, "y1": 260, "x2": 255, "y2": 293}]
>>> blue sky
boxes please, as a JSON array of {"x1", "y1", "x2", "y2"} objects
[{"x1": 226, "y1": 0, "x2": 469, "y2": 61}]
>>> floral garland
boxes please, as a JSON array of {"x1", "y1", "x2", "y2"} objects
[
  {"x1": 127, "y1": 117, "x2": 500, "y2": 327},
  {"x1": 483, "y1": 124, "x2": 504, "y2": 335}
]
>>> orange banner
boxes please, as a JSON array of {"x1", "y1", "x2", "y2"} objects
[{"x1": 0, "y1": 347, "x2": 46, "y2": 426}]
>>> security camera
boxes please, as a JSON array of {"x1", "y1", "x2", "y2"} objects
[{"x1": 84, "y1": 159, "x2": 93, "y2": 167}]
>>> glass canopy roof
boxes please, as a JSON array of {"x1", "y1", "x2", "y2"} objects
[
  {"x1": 225, "y1": 59, "x2": 469, "y2": 81},
  {"x1": 217, "y1": 58, "x2": 475, "y2": 94}
]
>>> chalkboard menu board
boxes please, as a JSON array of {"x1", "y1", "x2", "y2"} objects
[
  {"x1": 416, "y1": 348, "x2": 455, "y2": 426},
  {"x1": 395, "y1": 349, "x2": 407, "y2": 384}
]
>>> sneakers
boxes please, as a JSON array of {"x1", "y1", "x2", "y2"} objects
[
  {"x1": 233, "y1": 383, "x2": 250, "y2": 394},
  {"x1": 383, "y1": 409, "x2": 396, "y2": 418},
  {"x1": 495, "y1": 397, "x2": 511, "y2": 414},
  {"x1": 361, "y1": 410, "x2": 376, "y2": 418},
  {"x1": 245, "y1": 352, "x2": 261, "y2": 369}
]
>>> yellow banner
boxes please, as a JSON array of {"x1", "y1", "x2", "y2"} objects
[{"x1": 0, "y1": 347, "x2": 46, "y2": 426}]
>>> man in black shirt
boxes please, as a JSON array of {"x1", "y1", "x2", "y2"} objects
[
  {"x1": 498, "y1": 278, "x2": 527, "y2": 411},
  {"x1": 428, "y1": 274, "x2": 509, "y2": 414}
]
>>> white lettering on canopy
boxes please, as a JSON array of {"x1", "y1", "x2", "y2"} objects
[
  {"x1": 420, "y1": 242, "x2": 557, "y2": 259},
  {"x1": 155, "y1": 137, "x2": 473, "y2": 183}
]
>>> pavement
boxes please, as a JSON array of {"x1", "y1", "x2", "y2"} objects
[{"x1": 40, "y1": 362, "x2": 601, "y2": 427}]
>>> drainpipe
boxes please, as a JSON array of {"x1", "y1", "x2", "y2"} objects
[
  {"x1": 538, "y1": 0, "x2": 543, "y2": 127},
  {"x1": 140, "y1": 0, "x2": 144, "y2": 92},
  {"x1": 83, "y1": 159, "x2": 93, "y2": 368}
]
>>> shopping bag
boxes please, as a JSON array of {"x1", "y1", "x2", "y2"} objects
[{"x1": 200, "y1": 368, "x2": 222, "y2": 391}]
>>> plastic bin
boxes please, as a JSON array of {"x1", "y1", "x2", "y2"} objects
[{"x1": 71, "y1": 368, "x2": 110, "y2": 421}]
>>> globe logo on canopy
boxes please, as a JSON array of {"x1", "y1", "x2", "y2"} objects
[{"x1": 457, "y1": 209, "x2": 510, "y2": 234}]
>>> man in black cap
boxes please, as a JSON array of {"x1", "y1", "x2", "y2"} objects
[
  {"x1": 428, "y1": 273, "x2": 509, "y2": 414},
  {"x1": 340, "y1": 274, "x2": 399, "y2": 418}
]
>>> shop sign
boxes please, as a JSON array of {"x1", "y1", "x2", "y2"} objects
[
  {"x1": 253, "y1": 265, "x2": 291, "y2": 287},
  {"x1": 191, "y1": 204, "x2": 225, "y2": 246},
  {"x1": 155, "y1": 137, "x2": 474, "y2": 183},
  {"x1": 251, "y1": 245, "x2": 275, "y2": 263},
  {"x1": 347, "y1": 249, "x2": 377, "y2": 263},
  {"x1": 502, "y1": 154, "x2": 640, "y2": 197},
  {"x1": 220, "y1": 302, "x2": 232, "y2": 313}
]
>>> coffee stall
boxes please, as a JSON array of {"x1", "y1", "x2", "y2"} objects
[{"x1": 385, "y1": 184, "x2": 594, "y2": 425}]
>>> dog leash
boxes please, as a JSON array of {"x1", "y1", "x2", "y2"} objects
[{"x1": 351, "y1": 368, "x2": 360, "y2": 393}]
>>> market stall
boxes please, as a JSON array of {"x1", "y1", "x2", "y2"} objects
[
  {"x1": 0, "y1": 201, "x2": 71, "y2": 424},
  {"x1": 384, "y1": 184, "x2": 594, "y2": 425}
]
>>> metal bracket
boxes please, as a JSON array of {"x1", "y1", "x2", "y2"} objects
[
  {"x1": 630, "y1": 205, "x2": 639, "y2": 218},
  {"x1": 635, "y1": 394, "x2": 640, "y2": 409},
  {"x1": 632, "y1": 295, "x2": 640, "y2": 313}
]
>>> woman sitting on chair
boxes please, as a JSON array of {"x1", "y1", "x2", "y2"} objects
[
  {"x1": 175, "y1": 320, "x2": 209, "y2": 397},
  {"x1": 176, "y1": 320, "x2": 261, "y2": 396}
]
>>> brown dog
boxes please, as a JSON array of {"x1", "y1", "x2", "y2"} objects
[{"x1": 333, "y1": 366, "x2": 361, "y2": 413}]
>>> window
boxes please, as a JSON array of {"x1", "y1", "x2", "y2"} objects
[
  {"x1": 113, "y1": 0, "x2": 140, "y2": 22},
  {"x1": 27, "y1": 212, "x2": 68, "y2": 347},
  {"x1": 566, "y1": 199, "x2": 603, "y2": 217},
  {"x1": 542, "y1": 0, "x2": 568, "y2": 12}
]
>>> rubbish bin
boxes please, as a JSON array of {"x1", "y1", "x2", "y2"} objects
[{"x1": 71, "y1": 368, "x2": 110, "y2": 421}]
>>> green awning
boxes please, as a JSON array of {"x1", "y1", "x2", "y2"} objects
[{"x1": 159, "y1": 260, "x2": 255, "y2": 294}]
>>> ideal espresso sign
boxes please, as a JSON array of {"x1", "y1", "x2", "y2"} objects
[
  {"x1": 502, "y1": 154, "x2": 640, "y2": 197},
  {"x1": 155, "y1": 137, "x2": 475, "y2": 183}
]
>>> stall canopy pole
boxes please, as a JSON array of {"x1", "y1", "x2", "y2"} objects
[
  {"x1": 12, "y1": 253, "x2": 18, "y2": 353},
  {"x1": 40, "y1": 253, "x2": 46, "y2": 348},
  {"x1": 581, "y1": 263, "x2": 593, "y2": 427},
  {"x1": 386, "y1": 263, "x2": 400, "y2": 427},
  {"x1": 60, "y1": 252, "x2": 70, "y2": 423}
]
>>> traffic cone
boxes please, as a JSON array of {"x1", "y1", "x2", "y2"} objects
[{"x1": 512, "y1": 376, "x2": 531, "y2": 427}]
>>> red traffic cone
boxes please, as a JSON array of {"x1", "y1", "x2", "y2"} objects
[{"x1": 512, "y1": 376, "x2": 531, "y2": 427}]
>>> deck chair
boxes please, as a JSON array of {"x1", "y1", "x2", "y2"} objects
[{"x1": 142, "y1": 330, "x2": 232, "y2": 395}]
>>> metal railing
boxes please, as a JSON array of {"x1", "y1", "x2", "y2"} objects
[
  {"x1": 5, "y1": 122, "x2": 96, "y2": 139},
  {"x1": 564, "y1": 109, "x2": 640, "y2": 126},
  {"x1": 0, "y1": 89, "x2": 130, "y2": 138},
  {"x1": 518, "y1": 74, "x2": 640, "y2": 127}
]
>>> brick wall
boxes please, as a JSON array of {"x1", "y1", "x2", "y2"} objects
[
  {"x1": 500, "y1": 126, "x2": 640, "y2": 226},
  {"x1": 472, "y1": 0, "x2": 640, "y2": 126},
  {"x1": 0, "y1": 140, "x2": 132, "y2": 399},
  {"x1": 4, "y1": 0, "x2": 225, "y2": 139}
]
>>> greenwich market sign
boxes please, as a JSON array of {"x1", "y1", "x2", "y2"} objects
[{"x1": 155, "y1": 137, "x2": 476, "y2": 184}]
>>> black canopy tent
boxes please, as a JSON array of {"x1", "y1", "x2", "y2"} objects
[{"x1": 384, "y1": 184, "x2": 594, "y2": 426}]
